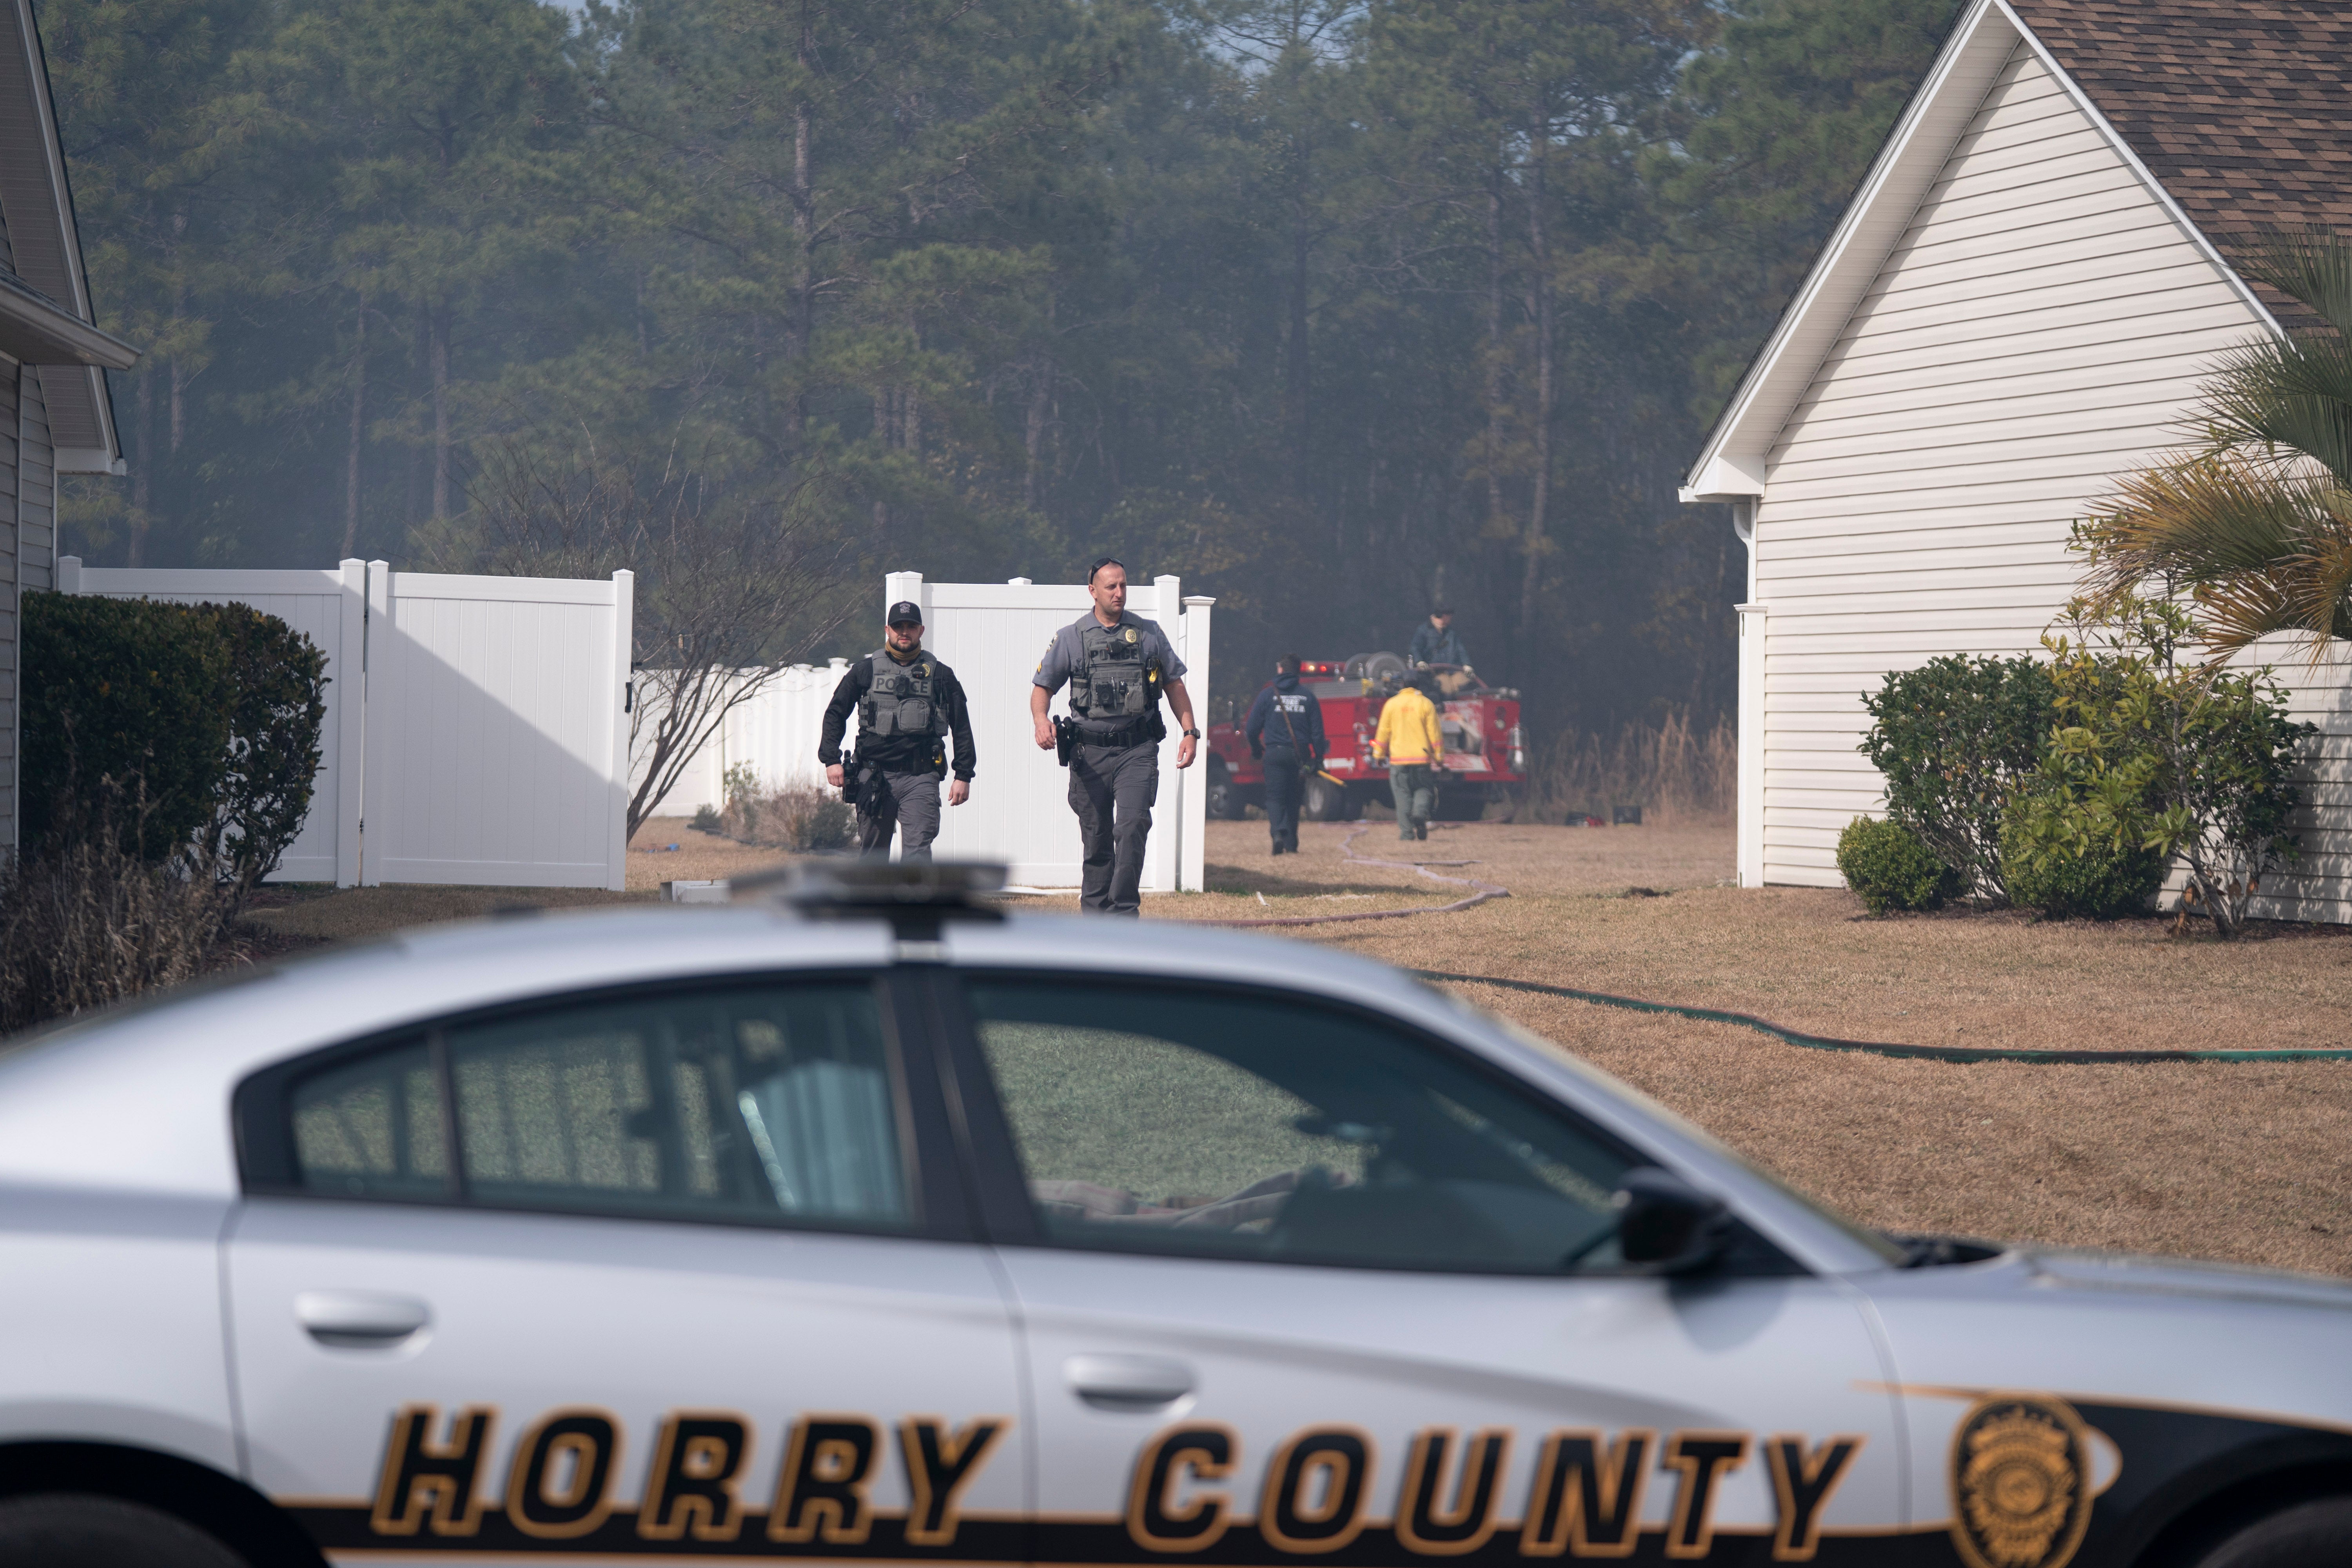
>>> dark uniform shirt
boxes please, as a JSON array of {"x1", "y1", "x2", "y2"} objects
[
  {"x1": 1409, "y1": 623, "x2": 1470, "y2": 668},
  {"x1": 1245, "y1": 676, "x2": 1327, "y2": 759},
  {"x1": 818, "y1": 650, "x2": 978, "y2": 779}
]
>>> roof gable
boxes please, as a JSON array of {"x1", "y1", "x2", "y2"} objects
[{"x1": 1682, "y1": 0, "x2": 2277, "y2": 503}]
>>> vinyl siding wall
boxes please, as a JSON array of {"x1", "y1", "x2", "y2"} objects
[
  {"x1": 0, "y1": 356, "x2": 19, "y2": 856},
  {"x1": 1752, "y1": 40, "x2": 2299, "y2": 893}
]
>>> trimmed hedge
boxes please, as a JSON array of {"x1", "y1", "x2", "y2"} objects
[
  {"x1": 206, "y1": 604, "x2": 329, "y2": 885},
  {"x1": 1836, "y1": 816, "x2": 1959, "y2": 916},
  {"x1": 22, "y1": 593, "x2": 327, "y2": 884},
  {"x1": 22, "y1": 594, "x2": 233, "y2": 858}
]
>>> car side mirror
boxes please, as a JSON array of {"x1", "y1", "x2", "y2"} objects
[{"x1": 1613, "y1": 1167, "x2": 1732, "y2": 1276}]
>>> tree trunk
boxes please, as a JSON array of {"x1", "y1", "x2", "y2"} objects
[
  {"x1": 789, "y1": 8, "x2": 814, "y2": 435},
  {"x1": 344, "y1": 294, "x2": 367, "y2": 558},
  {"x1": 430, "y1": 302, "x2": 451, "y2": 520},
  {"x1": 1286, "y1": 176, "x2": 1311, "y2": 483},
  {"x1": 169, "y1": 212, "x2": 188, "y2": 456},
  {"x1": 129, "y1": 366, "x2": 152, "y2": 566},
  {"x1": 1025, "y1": 359, "x2": 1050, "y2": 510},
  {"x1": 1485, "y1": 172, "x2": 1505, "y2": 535},
  {"x1": 1518, "y1": 109, "x2": 1553, "y2": 653}
]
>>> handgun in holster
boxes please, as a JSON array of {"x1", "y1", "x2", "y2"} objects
[
  {"x1": 839, "y1": 750, "x2": 864, "y2": 807},
  {"x1": 1053, "y1": 715, "x2": 1076, "y2": 767}
]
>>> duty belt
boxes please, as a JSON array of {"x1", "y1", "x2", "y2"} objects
[{"x1": 1074, "y1": 715, "x2": 1156, "y2": 751}]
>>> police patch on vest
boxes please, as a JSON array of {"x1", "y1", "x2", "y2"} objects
[{"x1": 1948, "y1": 1395, "x2": 2092, "y2": 1568}]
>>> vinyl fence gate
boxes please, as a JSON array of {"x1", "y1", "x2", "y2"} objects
[{"x1": 58, "y1": 557, "x2": 632, "y2": 890}]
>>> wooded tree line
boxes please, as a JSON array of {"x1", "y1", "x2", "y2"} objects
[{"x1": 43, "y1": 0, "x2": 1962, "y2": 733}]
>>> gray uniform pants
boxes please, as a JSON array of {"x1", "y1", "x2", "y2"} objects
[
  {"x1": 1069, "y1": 739, "x2": 1158, "y2": 916},
  {"x1": 1390, "y1": 763, "x2": 1435, "y2": 840},
  {"x1": 857, "y1": 768, "x2": 943, "y2": 862}
]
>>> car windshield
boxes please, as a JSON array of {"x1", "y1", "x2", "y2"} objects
[{"x1": 1476, "y1": 1006, "x2": 1911, "y2": 1268}]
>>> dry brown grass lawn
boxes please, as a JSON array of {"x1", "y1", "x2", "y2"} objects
[
  {"x1": 244, "y1": 816, "x2": 789, "y2": 941},
  {"x1": 240, "y1": 813, "x2": 2352, "y2": 1276}
]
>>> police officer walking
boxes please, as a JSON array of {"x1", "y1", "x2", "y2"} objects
[
  {"x1": 819, "y1": 601, "x2": 975, "y2": 861},
  {"x1": 1030, "y1": 558, "x2": 1200, "y2": 915},
  {"x1": 1245, "y1": 655, "x2": 1326, "y2": 856}
]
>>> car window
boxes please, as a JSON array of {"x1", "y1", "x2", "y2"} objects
[
  {"x1": 287, "y1": 981, "x2": 913, "y2": 1230},
  {"x1": 290, "y1": 1040, "x2": 447, "y2": 1201},
  {"x1": 964, "y1": 980, "x2": 1637, "y2": 1273}
]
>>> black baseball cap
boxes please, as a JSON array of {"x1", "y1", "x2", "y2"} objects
[{"x1": 887, "y1": 600, "x2": 923, "y2": 626}]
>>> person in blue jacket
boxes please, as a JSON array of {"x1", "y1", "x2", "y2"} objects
[{"x1": 1245, "y1": 655, "x2": 1328, "y2": 855}]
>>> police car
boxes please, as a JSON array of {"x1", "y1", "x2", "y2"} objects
[{"x1": 0, "y1": 865, "x2": 2345, "y2": 1568}]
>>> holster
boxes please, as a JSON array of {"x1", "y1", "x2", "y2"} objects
[{"x1": 1054, "y1": 716, "x2": 1076, "y2": 767}]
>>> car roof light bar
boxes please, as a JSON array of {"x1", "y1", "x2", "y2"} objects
[{"x1": 733, "y1": 858, "x2": 1010, "y2": 932}]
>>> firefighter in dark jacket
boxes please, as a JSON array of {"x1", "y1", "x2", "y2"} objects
[
  {"x1": 819, "y1": 601, "x2": 976, "y2": 861},
  {"x1": 1245, "y1": 655, "x2": 1327, "y2": 856}
]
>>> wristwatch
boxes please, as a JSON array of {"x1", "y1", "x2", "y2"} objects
[{"x1": 1182, "y1": 728, "x2": 1200, "y2": 739}]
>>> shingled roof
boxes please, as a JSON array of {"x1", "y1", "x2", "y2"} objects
[{"x1": 2009, "y1": 0, "x2": 2352, "y2": 283}]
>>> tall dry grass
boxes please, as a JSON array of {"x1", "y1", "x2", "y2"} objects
[
  {"x1": 0, "y1": 784, "x2": 236, "y2": 1034},
  {"x1": 1519, "y1": 710, "x2": 1735, "y2": 826}
]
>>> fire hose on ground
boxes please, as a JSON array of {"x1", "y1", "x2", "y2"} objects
[{"x1": 1186, "y1": 824, "x2": 2352, "y2": 1064}]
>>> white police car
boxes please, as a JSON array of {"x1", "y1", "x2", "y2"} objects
[{"x1": 0, "y1": 865, "x2": 2345, "y2": 1568}]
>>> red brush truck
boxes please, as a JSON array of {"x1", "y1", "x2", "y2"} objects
[{"x1": 1205, "y1": 654, "x2": 1525, "y2": 822}]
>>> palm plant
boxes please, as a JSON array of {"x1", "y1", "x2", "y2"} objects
[{"x1": 2077, "y1": 232, "x2": 2352, "y2": 659}]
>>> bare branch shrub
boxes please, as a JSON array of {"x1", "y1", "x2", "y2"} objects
[
  {"x1": 0, "y1": 779, "x2": 235, "y2": 1034},
  {"x1": 441, "y1": 441, "x2": 858, "y2": 840},
  {"x1": 716, "y1": 769, "x2": 855, "y2": 853},
  {"x1": 1517, "y1": 710, "x2": 1735, "y2": 825}
]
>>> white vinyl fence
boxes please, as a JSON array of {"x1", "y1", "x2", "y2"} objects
[
  {"x1": 640, "y1": 573, "x2": 1213, "y2": 892},
  {"x1": 633, "y1": 660, "x2": 850, "y2": 818},
  {"x1": 58, "y1": 557, "x2": 632, "y2": 890}
]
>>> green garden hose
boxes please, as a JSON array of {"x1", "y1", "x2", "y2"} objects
[{"x1": 1416, "y1": 969, "x2": 2352, "y2": 1065}]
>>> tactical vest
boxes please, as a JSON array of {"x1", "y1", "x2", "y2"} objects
[
  {"x1": 860, "y1": 649, "x2": 945, "y2": 738},
  {"x1": 1069, "y1": 619, "x2": 1157, "y2": 721}
]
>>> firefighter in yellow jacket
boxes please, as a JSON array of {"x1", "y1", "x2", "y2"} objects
[{"x1": 1372, "y1": 673, "x2": 1444, "y2": 841}]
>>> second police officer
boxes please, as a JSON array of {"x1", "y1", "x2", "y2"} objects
[
  {"x1": 1245, "y1": 654, "x2": 1326, "y2": 856},
  {"x1": 819, "y1": 599, "x2": 976, "y2": 861},
  {"x1": 1030, "y1": 557, "x2": 1200, "y2": 916}
]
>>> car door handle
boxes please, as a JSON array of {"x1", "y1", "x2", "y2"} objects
[
  {"x1": 1064, "y1": 1354, "x2": 1194, "y2": 1412},
  {"x1": 296, "y1": 1291, "x2": 431, "y2": 1348}
]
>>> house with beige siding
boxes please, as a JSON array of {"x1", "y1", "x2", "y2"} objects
[
  {"x1": 1681, "y1": 0, "x2": 2352, "y2": 919},
  {"x1": 0, "y1": 0, "x2": 138, "y2": 859}
]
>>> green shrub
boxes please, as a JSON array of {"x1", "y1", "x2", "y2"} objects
[
  {"x1": 2000, "y1": 793, "x2": 2166, "y2": 919},
  {"x1": 23, "y1": 593, "x2": 329, "y2": 889},
  {"x1": 1859, "y1": 655, "x2": 2056, "y2": 904},
  {"x1": 1836, "y1": 816, "x2": 1958, "y2": 915},
  {"x1": 22, "y1": 593, "x2": 233, "y2": 858},
  {"x1": 203, "y1": 603, "x2": 329, "y2": 887},
  {"x1": 2025, "y1": 595, "x2": 2314, "y2": 936}
]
